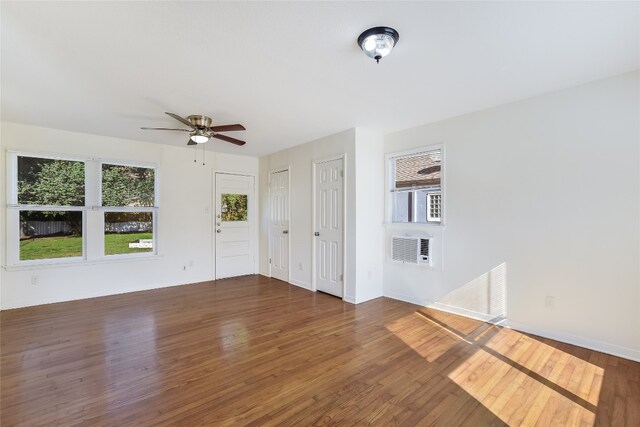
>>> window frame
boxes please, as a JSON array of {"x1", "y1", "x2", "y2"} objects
[
  {"x1": 6, "y1": 151, "x2": 159, "y2": 267},
  {"x1": 427, "y1": 192, "x2": 442, "y2": 223},
  {"x1": 99, "y1": 160, "x2": 159, "y2": 259},
  {"x1": 386, "y1": 145, "x2": 444, "y2": 226}
]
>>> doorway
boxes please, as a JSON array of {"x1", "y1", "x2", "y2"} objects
[
  {"x1": 215, "y1": 173, "x2": 255, "y2": 279},
  {"x1": 313, "y1": 157, "x2": 344, "y2": 298},
  {"x1": 269, "y1": 169, "x2": 289, "y2": 282}
]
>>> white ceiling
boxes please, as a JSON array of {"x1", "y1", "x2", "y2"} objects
[{"x1": 2, "y1": 1, "x2": 638, "y2": 157}]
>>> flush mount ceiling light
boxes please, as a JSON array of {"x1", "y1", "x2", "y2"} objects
[
  {"x1": 190, "y1": 130, "x2": 209, "y2": 144},
  {"x1": 357, "y1": 26, "x2": 399, "y2": 63}
]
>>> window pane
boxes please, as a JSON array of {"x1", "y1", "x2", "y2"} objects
[
  {"x1": 18, "y1": 156, "x2": 85, "y2": 206},
  {"x1": 394, "y1": 150, "x2": 441, "y2": 190},
  {"x1": 19, "y1": 211, "x2": 83, "y2": 260},
  {"x1": 428, "y1": 193, "x2": 442, "y2": 222},
  {"x1": 102, "y1": 164, "x2": 155, "y2": 207},
  {"x1": 392, "y1": 191, "x2": 410, "y2": 223},
  {"x1": 221, "y1": 194, "x2": 248, "y2": 221},
  {"x1": 105, "y1": 212, "x2": 153, "y2": 255},
  {"x1": 415, "y1": 191, "x2": 428, "y2": 223}
]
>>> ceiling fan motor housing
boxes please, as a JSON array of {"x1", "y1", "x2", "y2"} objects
[{"x1": 187, "y1": 115, "x2": 212, "y2": 128}]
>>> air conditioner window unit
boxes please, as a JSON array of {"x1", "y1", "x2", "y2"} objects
[{"x1": 391, "y1": 235, "x2": 430, "y2": 265}]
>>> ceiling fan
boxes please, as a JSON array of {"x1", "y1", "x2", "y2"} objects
[{"x1": 141, "y1": 112, "x2": 246, "y2": 146}]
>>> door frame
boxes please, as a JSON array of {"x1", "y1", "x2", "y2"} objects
[
  {"x1": 212, "y1": 170, "x2": 258, "y2": 280},
  {"x1": 311, "y1": 154, "x2": 347, "y2": 299},
  {"x1": 268, "y1": 166, "x2": 291, "y2": 282}
]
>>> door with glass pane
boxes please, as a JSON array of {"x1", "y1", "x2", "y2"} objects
[{"x1": 215, "y1": 173, "x2": 255, "y2": 279}]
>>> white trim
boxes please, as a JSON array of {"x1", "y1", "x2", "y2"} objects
[
  {"x1": 3, "y1": 253, "x2": 164, "y2": 271},
  {"x1": 212, "y1": 171, "x2": 258, "y2": 280},
  {"x1": 343, "y1": 295, "x2": 356, "y2": 304},
  {"x1": 427, "y1": 301, "x2": 505, "y2": 324},
  {"x1": 504, "y1": 320, "x2": 640, "y2": 363},
  {"x1": 289, "y1": 278, "x2": 312, "y2": 291},
  {"x1": 385, "y1": 143, "x2": 445, "y2": 226},
  {"x1": 6, "y1": 148, "x2": 90, "y2": 162},
  {"x1": 7, "y1": 205, "x2": 86, "y2": 211},
  {"x1": 5, "y1": 151, "x2": 160, "y2": 267},
  {"x1": 383, "y1": 289, "x2": 640, "y2": 362},
  {"x1": 311, "y1": 154, "x2": 347, "y2": 300},
  {"x1": 383, "y1": 289, "x2": 432, "y2": 307}
]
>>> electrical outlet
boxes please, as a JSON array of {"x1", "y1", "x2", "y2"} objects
[
  {"x1": 545, "y1": 296, "x2": 555, "y2": 310},
  {"x1": 31, "y1": 275, "x2": 39, "y2": 285}
]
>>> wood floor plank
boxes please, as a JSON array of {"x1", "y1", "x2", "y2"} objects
[{"x1": 2, "y1": 275, "x2": 639, "y2": 426}]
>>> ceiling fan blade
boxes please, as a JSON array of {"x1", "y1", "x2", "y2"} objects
[
  {"x1": 165, "y1": 112, "x2": 194, "y2": 128},
  {"x1": 207, "y1": 124, "x2": 246, "y2": 132},
  {"x1": 187, "y1": 138, "x2": 196, "y2": 146},
  {"x1": 212, "y1": 134, "x2": 246, "y2": 146},
  {"x1": 141, "y1": 127, "x2": 191, "y2": 131}
]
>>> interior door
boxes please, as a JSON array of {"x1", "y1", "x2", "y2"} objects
[
  {"x1": 269, "y1": 170, "x2": 289, "y2": 282},
  {"x1": 215, "y1": 173, "x2": 254, "y2": 279},
  {"x1": 314, "y1": 158, "x2": 344, "y2": 297}
]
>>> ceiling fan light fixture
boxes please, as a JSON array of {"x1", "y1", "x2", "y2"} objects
[
  {"x1": 357, "y1": 26, "x2": 399, "y2": 63},
  {"x1": 190, "y1": 134, "x2": 209, "y2": 144}
]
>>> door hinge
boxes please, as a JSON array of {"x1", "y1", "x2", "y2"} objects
[
  {"x1": 269, "y1": 258, "x2": 272, "y2": 264},
  {"x1": 340, "y1": 170, "x2": 344, "y2": 178},
  {"x1": 340, "y1": 274, "x2": 343, "y2": 281}
]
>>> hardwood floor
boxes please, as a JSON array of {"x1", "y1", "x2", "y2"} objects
[{"x1": 1, "y1": 275, "x2": 639, "y2": 426}]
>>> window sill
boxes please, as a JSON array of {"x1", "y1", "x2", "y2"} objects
[
  {"x1": 384, "y1": 222, "x2": 445, "y2": 229},
  {"x1": 3, "y1": 254, "x2": 163, "y2": 272}
]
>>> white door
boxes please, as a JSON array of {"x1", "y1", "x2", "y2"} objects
[
  {"x1": 269, "y1": 170, "x2": 289, "y2": 282},
  {"x1": 314, "y1": 158, "x2": 344, "y2": 297},
  {"x1": 215, "y1": 173, "x2": 255, "y2": 279}
]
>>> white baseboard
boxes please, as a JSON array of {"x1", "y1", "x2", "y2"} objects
[
  {"x1": 428, "y1": 302, "x2": 505, "y2": 324},
  {"x1": 383, "y1": 290, "x2": 431, "y2": 307},
  {"x1": 343, "y1": 295, "x2": 356, "y2": 304},
  {"x1": 383, "y1": 290, "x2": 640, "y2": 362},
  {"x1": 258, "y1": 269, "x2": 270, "y2": 277},
  {"x1": 504, "y1": 320, "x2": 640, "y2": 363},
  {"x1": 354, "y1": 293, "x2": 384, "y2": 304},
  {"x1": 289, "y1": 279, "x2": 312, "y2": 291}
]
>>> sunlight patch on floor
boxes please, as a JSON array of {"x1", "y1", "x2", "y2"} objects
[
  {"x1": 385, "y1": 311, "x2": 470, "y2": 362},
  {"x1": 447, "y1": 328, "x2": 604, "y2": 426}
]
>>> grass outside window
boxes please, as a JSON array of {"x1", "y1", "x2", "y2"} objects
[{"x1": 20, "y1": 232, "x2": 153, "y2": 261}]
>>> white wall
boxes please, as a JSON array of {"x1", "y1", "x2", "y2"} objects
[
  {"x1": 0, "y1": 122, "x2": 258, "y2": 309},
  {"x1": 353, "y1": 128, "x2": 385, "y2": 303},
  {"x1": 258, "y1": 127, "x2": 386, "y2": 304},
  {"x1": 259, "y1": 129, "x2": 357, "y2": 294},
  {"x1": 383, "y1": 71, "x2": 640, "y2": 361}
]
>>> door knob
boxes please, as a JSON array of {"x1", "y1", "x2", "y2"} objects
[
  {"x1": 216, "y1": 229, "x2": 221, "y2": 233},
  {"x1": 314, "y1": 232, "x2": 320, "y2": 236},
  {"x1": 283, "y1": 230, "x2": 289, "y2": 234}
]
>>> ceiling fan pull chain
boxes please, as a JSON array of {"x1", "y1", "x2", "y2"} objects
[
  {"x1": 202, "y1": 143, "x2": 205, "y2": 166},
  {"x1": 194, "y1": 144, "x2": 197, "y2": 163}
]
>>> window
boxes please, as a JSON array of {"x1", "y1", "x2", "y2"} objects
[
  {"x1": 15, "y1": 156, "x2": 86, "y2": 261},
  {"x1": 7, "y1": 152, "x2": 158, "y2": 265},
  {"x1": 102, "y1": 164, "x2": 156, "y2": 256},
  {"x1": 220, "y1": 194, "x2": 248, "y2": 221},
  {"x1": 389, "y1": 148, "x2": 442, "y2": 224}
]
